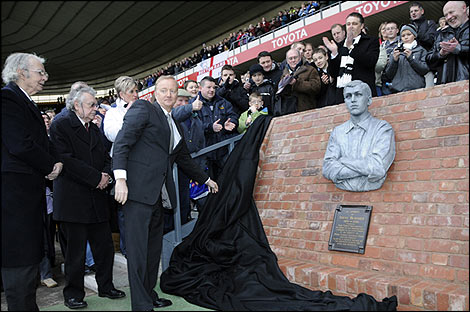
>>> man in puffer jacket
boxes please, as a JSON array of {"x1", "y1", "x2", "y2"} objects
[
  {"x1": 383, "y1": 24, "x2": 429, "y2": 93},
  {"x1": 426, "y1": 1, "x2": 469, "y2": 85}
]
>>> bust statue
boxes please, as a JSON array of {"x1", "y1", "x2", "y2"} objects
[{"x1": 322, "y1": 80, "x2": 395, "y2": 192}]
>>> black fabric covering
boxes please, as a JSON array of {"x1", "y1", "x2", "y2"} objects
[{"x1": 160, "y1": 116, "x2": 398, "y2": 311}]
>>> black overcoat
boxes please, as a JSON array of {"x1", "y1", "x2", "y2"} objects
[
  {"x1": 50, "y1": 110, "x2": 111, "y2": 223},
  {"x1": 1, "y1": 82, "x2": 57, "y2": 267}
]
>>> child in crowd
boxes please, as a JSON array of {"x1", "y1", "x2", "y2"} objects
[
  {"x1": 383, "y1": 24, "x2": 429, "y2": 93},
  {"x1": 246, "y1": 63, "x2": 275, "y2": 115},
  {"x1": 237, "y1": 92, "x2": 268, "y2": 134},
  {"x1": 311, "y1": 47, "x2": 336, "y2": 108},
  {"x1": 184, "y1": 79, "x2": 199, "y2": 98}
]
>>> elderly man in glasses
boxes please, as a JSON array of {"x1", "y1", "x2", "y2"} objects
[{"x1": 2, "y1": 52, "x2": 63, "y2": 311}]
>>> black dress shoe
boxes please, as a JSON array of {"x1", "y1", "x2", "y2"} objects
[
  {"x1": 98, "y1": 288, "x2": 126, "y2": 299},
  {"x1": 153, "y1": 298, "x2": 172, "y2": 308},
  {"x1": 64, "y1": 298, "x2": 88, "y2": 309}
]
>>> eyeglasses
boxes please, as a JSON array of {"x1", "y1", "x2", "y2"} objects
[
  {"x1": 28, "y1": 69, "x2": 49, "y2": 78},
  {"x1": 249, "y1": 100, "x2": 263, "y2": 105}
]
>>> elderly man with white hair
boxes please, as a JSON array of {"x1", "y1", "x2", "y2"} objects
[{"x1": 2, "y1": 52, "x2": 63, "y2": 311}]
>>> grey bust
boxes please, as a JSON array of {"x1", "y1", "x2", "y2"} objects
[{"x1": 322, "y1": 80, "x2": 395, "y2": 192}]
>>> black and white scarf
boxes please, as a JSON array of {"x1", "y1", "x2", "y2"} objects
[{"x1": 337, "y1": 34, "x2": 362, "y2": 89}]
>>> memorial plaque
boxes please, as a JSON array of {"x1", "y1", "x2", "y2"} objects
[{"x1": 328, "y1": 205, "x2": 372, "y2": 254}]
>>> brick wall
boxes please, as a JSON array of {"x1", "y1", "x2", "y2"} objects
[{"x1": 255, "y1": 80, "x2": 469, "y2": 311}]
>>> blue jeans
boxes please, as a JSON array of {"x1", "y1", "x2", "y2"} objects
[{"x1": 85, "y1": 241, "x2": 95, "y2": 267}]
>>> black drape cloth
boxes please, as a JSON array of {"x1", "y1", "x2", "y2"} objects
[{"x1": 160, "y1": 115, "x2": 397, "y2": 311}]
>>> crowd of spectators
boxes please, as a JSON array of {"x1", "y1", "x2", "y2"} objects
[
  {"x1": 2, "y1": 1, "x2": 468, "y2": 310},
  {"x1": 136, "y1": 1, "x2": 340, "y2": 90}
]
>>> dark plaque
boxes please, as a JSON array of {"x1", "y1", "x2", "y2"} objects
[{"x1": 328, "y1": 205, "x2": 372, "y2": 254}]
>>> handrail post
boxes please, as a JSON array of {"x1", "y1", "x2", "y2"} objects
[{"x1": 172, "y1": 164, "x2": 182, "y2": 243}]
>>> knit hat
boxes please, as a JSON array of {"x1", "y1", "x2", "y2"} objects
[
  {"x1": 400, "y1": 24, "x2": 418, "y2": 37},
  {"x1": 249, "y1": 63, "x2": 264, "y2": 76}
]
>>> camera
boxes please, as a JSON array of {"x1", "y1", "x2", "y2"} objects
[{"x1": 396, "y1": 42, "x2": 405, "y2": 52}]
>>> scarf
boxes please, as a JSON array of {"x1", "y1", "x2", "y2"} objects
[
  {"x1": 403, "y1": 40, "x2": 417, "y2": 50},
  {"x1": 337, "y1": 35, "x2": 361, "y2": 89}
]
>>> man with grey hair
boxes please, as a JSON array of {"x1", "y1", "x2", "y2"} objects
[
  {"x1": 53, "y1": 81, "x2": 89, "y2": 122},
  {"x1": 2, "y1": 52, "x2": 63, "y2": 311},
  {"x1": 49, "y1": 86, "x2": 126, "y2": 309},
  {"x1": 277, "y1": 48, "x2": 321, "y2": 114},
  {"x1": 322, "y1": 80, "x2": 395, "y2": 192}
]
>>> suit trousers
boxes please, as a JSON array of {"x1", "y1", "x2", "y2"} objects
[
  {"x1": 1, "y1": 264, "x2": 39, "y2": 311},
  {"x1": 60, "y1": 221, "x2": 115, "y2": 301},
  {"x1": 124, "y1": 197, "x2": 164, "y2": 311}
]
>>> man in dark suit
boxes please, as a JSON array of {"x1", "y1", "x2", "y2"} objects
[
  {"x1": 112, "y1": 75, "x2": 219, "y2": 311},
  {"x1": 49, "y1": 85, "x2": 126, "y2": 309},
  {"x1": 1, "y1": 52, "x2": 63, "y2": 311},
  {"x1": 322, "y1": 12, "x2": 379, "y2": 104}
]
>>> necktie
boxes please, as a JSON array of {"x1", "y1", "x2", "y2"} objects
[
  {"x1": 167, "y1": 114, "x2": 174, "y2": 153},
  {"x1": 85, "y1": 123, "x2": 89, "y2": 132}
]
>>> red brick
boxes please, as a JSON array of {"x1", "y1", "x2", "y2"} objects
[
  {"x1": 433, "y1": 168, "x2": 468, "y2": 180},
  {"x1": 405, "y1": 238, "x2": 424, "y2": 250},
  {"x1": 412, "y1": 138, "x2": 442, "y2": 149},
  {"x1": 449, "y1": 255, "x2": 469, "y2": 269},
  {"x1": 423, "y1": 284, "x2": 446, "y2": 310},
  {"x1": 449, "y1": 288, "x2": 469, "y2": 311},
  {"x1": 400, "y1": 226, "x2": 433, "y2": 238},
  {"x1": 410, "y1": 281, "x2": 432, "y2": 307},
  {"x1": 431, "y1": 254, "x2": 449, "y2": 266},
  {"x1": 420, "y1": 265, "x2": 456, "y2": 281},
  {"x1": 331, "y1": 255, "x2": 360, "y2": 268},
  {"x1": 442, "y1": 84, "x2": 466, "y2": 96},
  {"x1": 397, "y1": 251, "x2": 429, "y2": 264},
  {"x1": 435, "y1": 145, "x2": 469, "y2": 157},
  {"x1": 450, "y1": 228, "x2": 469, "y2": 241},
  {"x1": 397, "y1": 279, "x2": 422, "y2": 305},
  {"x1": 400, "y1": 91, "x2": 428, "y2": 102},
  {"x1": 317, "y1": 267, "x2": 342, "y2": 288},
  {"x1": 424, "y1": 239, "x2": 463, "y2": 254},
  {"x1": 383, "y1": 192, "x2": 413, "y2": 202},
  {"x1": 436, "y1": 125, "x2": 469, "y2": 137},
  {"x1": 409, "y1": 159, "x2": 441, "y2": 170},
  {"x1": 415, "y1": 171, "x2": 433, "y2": 180},
  {"x1": 396, "y1": 130, "x2": 422, "y2": 141},
  {"x1": 294, "y1": 264, "x2": 318, "y2": 285}
]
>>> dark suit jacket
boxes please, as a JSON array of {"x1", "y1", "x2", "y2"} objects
[
  {"x1": 329, "y1": 34, "x2": 379, "y2": 102},
  {"x1": 50, "y1": 110, "x2": 112, "y2": 223},
  {"x1": 1, "y1": 82, "x2": 57, "y2": 267},
  {"x1": 112, "y1": 99, "x2": 209, "y2": 208}
]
